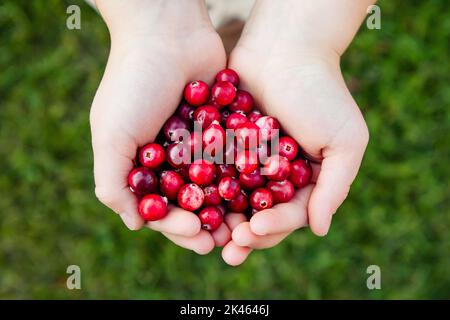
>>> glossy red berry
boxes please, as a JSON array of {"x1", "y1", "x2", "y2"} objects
[
  {"x1": 160, "y1": 170, "x2": 184, "y2": 200},
  {"x1": 267, "y1": 180, "x2": 295, "y2": 204},
  {"x1": 211, "y1": 81, "x2": 236, "y2": 106},
  {"x1": 203, "y1": 185, "x2": 222, "y2": 206},
  {"x1": 263, "y1": 155, "x2": 291, "y2": 181},
  {"x1": 203, "y1": 120, "x2": 226, "y2": 150},
  {"x1": 227, "y1": 190, "x2": 248, "y2": 213},
  {"x1": 177, "y1": 183, "x2": 205, "y2": 211},
  {"x1": 215, "y1": 69, "x2": 240, "y2": 87},
  {"x1": 198, "y1": 206, "x2": 223, "y2": 231},
  {"x1": 218, "y1": 176, "x2": 241, "y2": 200},
  {"x1": 255, "y1": 116, "x2": 281, "y2": 141},
  {"x1": 128, "y1": 167, "x2": 158, "y2": 195},
  {"x1": 278, "y1": 136, "x2": 299, "y2": 161},
  {"x1": 229, "y1": 90, "x2": 254, "y2": 113},
  {"x1": 235, "y1": 149, "x2": 258, "y2": 174},
  {"x1": 176, "y1": 101, "x2": 195, "y2": 120},
  {"x1": 139, "y1": 143, "x2": 166, "y2": 168},
  {"x1": 239, "y1": 168, "x2": 266, "y2": 191},
  {"x1": 216, "y1": 164, "x2": 237, "y2": 182},
  {"x1": 184, "y1": 80, "x2": 209, "y2": 106},
  {"x1": 226, "y1": 112, "x2": 248, "y2": 130},
  {"x1": 189, "y1": 159, "x2": 216, "y2": 186},
  {"x1": 163, "y1": 115, "x2": 190, "y2": 141},
  {"x1": 235, "y1": 122, "x2": 260, "y2": 149},
  {"x1": 289, "y1": 159, "x2": 312, "y2": 188},
  {"x1": 166, "y1": 142, "x2": 190, "y2": 168},
  {"x1": 138, "y1": 194, "x2": 168, "y2": 221},
  {"x1": 247, "y1": 110, "x2": 262, "y2": 123},
  {"x1": 249, "y1": 188, "x2": 274, "y2": 211},
  {"x1": 193, "y1": 105, "x2": 221, "y2": 129}
]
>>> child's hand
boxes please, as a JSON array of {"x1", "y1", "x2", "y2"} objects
[
  {"x1": 222, "y1": 0, "x2": 371, "y2": 265},
  {"x1": 90, "y1": 0, "x2": 230, "y2": 254}
]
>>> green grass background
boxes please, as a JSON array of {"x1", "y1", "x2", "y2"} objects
[{"x1": 0, "y1": 0, "x2": 449, "y2": 299}]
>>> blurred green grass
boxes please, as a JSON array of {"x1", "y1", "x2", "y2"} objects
[{"x1": 0, "y1": 0, "x2": 449, "y2": 299}]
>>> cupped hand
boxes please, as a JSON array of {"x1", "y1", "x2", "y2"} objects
[{"x1": 90, "y1": 0, "x2": 230, "y2": 254}]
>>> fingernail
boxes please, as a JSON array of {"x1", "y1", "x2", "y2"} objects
[{"x1": 120, "y1": 212, "x2": 136, "y2": 230}]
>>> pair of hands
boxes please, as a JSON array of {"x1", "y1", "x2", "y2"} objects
[{"x1": 90, "y1": 0, "x2": 369, "y2": 266}]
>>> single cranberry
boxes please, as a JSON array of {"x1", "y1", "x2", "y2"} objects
[
  {"x1": 239, "y1": 168, "x2": 266, "y2": 191},
  {"x1": 189, "y1": 159, "x2": 216, "y2": 186},
  {"x1": 255, "y1": 116, "x2": 281, "y2": 141},
  {"x1": 236, "y1": 122, "x2": 260, "y2": 149},
  {"x1": 278, "y1": 136, "x2": 299, "y2": 161},
  {"x1": 226, "y1": 112, "x2": 248, "y2": 130},
  {"x1": 211, "y1": 81, "x2": 236, "y2": 106},
  {"x1": 203, "y1": 120, "x2": 226, "y2": 150},
  {"x1": 139, "y1": 143, "x2": 166, "y2": 168},
  {"x1": 166, "y1": 142, "x2": 190, "y2": 168},
  {"x1": 174, "y1": 164, "x2": 190, "y2": 181},
  {"x1": 159, "y1": 170, "x2": 184, "y2": 200},
  {"x1": 235, "y1": 149, "x2": 258, "y2": 174},
  {"x1": 198, "y1": 206, "x2": 223, "y2": 231},
  {"x1": 249, "y1": 188, "x2": 274, "y2": 210},
  {"x1": 217, "y1": 204, "x2": 227, "y2": 216},
  {"x1": 193, "y1": 105, "x2": 221, "y2": 129},
  {"x1": 247, "y1": 110, "x2": 262, "y2": 123},
  {"x1": 218, "y1": 176, "x2": 241, "y2": 200},
  {"x1": 128, "y1": 167, "x2": 158, "y2": 195},
  {"x1": 216, "y1": 164, "x2": 237, "y2": 182},
  {"x1": 263, "y1": 155, "x2": 291, "y2": 181},
  {"x1": 289, "y1": 159, "x2": 312, "y2": 188},
  {"x1": 267, "y1": 180, "x2": 295, "y2": 204},
  {"x1": 229, "y1": 90, "x2": 254, "y2": 113},
  {"x1": 163, "y1": 115, "x2": 190, "y2": 141},
  {"x1": 220, "y1": 109, "x2": 231, "y2": 125},
  {"x1": 183, "y1": 80, "x2": 209, "y2": 106},
  {"x1": 215, "y1": 69, "x2": 240, "y2": 87},
  {"x1": 176, "y1": 101, "x2": 196, "y2": 120},
  {"x1": 138, "y1": 194, "x2": 168, "y2": 221},
  {"x1": 227, "y1": 190, "x2": 248, "y2": 213},
  {"x1": 177, "y1": 183, "x2": 205, "y2": 211},
  {"x1": 203, "y1": 185, "x2": 222, "y2": 206}
]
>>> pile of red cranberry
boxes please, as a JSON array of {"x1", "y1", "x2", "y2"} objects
[{"x1": 128, "y1": 69, "x2": 312, "y2": 232}]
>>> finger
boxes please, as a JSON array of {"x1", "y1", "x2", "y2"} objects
[
  {"x1": 224, "y1": 213, "x2": 248, "y2": 231},
  {"x1": 162, "y1": 230, "x2": 215, "y2": 255},
  {"x1": 249, "y1": 185, "x2": 313, "y2": 235},
  {"x1": 310, "y1": 162, "x2": 321, "y2": 183},
  {"x1": 211, "y1": 222, "x2": 232, "y2": 247},
  {"x1": 146, "y1": 205, "x2": 201, "y2": 237},
  {"x1": 308, "y1": 140, "x2": 367, "y2": 236},
  {"x1": 221, "y1": 241, "x2": 252, "y2": 266},
  {"x1": 232, "y1": 222, "x2": 290, "y2": 249}
]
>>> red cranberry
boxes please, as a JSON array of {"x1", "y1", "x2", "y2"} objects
[
  {"x1": 211, "y1": 81, "x2": 236, "y2": 106},
  {"x1": 166, "y1": 142, "x2": 190, "y2": 168},
  {"x1": 239, "y1": 168, "x2": 266, "y2": 191},
  {"x1": 159, "y1": 170, "x2": 184, "y2": 200},
  {"x1": 226, "y1": 112, "x2": 248, "y2": 130},
  {"x1": 255, "y1": 116, "x2": 281, "y2": 141},
  {"x1": 203, "y1": 120, "x2": 226, "y2": 150},
  {"x1": 207, "y1": 97, "x2": 224, "y2": 110},
  {"x1": 138, "y1": 194, "x2": 168, "y2": 221},
  {"x1": 249, "y1": 188, "x2": 274, "y2": 210},
  {"x1": 229, "y1": 90, "x2": 254, "y2": 113},
  {"x1": 128, "y1": 167, "x2": 158, "y2": 195},
  {"x1": 220, "y1": 109, "x2": 231, "y2": 125},
  {"x1": 139, "y1": 143, "x2": 165, "y2": 168},
  {"x1": 163, "y1": 115, "x2": 190, "y2": 141},
  {"x1": 215, "y1": 69, "x2": 240, "y2": 87},
  {"x1": 227, "y1": 190, "x2": 248, "y2": 213},
  {"x1": 218, "y1": 177, "x2": 241, "y2": 200},
  {"x1": 278, "y1": 136, "x2": 299, "y2": 161},
  {"x1": 216, "y1": 164, "x2": 237, "y2": 182},
  {"x1": 289, "y1": 159, "x2": 312, "y2": 188},
  {"x1": 189, "y1": 159, "x2": 216, "y2": 186},
  {"x1": 267, "y1": 180, "x2": 295, "y2": 204},
  {"x1": 247, "y1": 110, "x2": 262, "y2": 123},
  {"x1": 177, "y1": 183, "x2": 205, "y2": 211},
  {"x1": 183, "y1": 80, "x2": 209, "y2": 106},
  {"x1": 263, "y1": 155, "x2": 291, "y2": 181},
  {"x1": 235, "y1": 149, "x2": 258, "y2": 174},
  {"x1": 236, "y1": 122, "x2": 260, "y2": 149},
  {"x1": 198, "y1": 206, "x2": 223, "y2": 231},
  {"x1": 193, "y1": 105, "x2": 221, "y2": 129},
  {"x1": 176, "y1": 101, "x2": 195, "y2": 120},
  {"x1": 203, "y1": 185, "x2": 222, "y2": 206}
]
